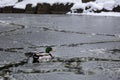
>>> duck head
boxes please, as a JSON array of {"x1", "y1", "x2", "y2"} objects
[
  {"x1": 45, "y1": 47, "x2": 54, "y2": 53},
  {"x1": 45, "y1": 47, "x2": 55, "y2": 58}
]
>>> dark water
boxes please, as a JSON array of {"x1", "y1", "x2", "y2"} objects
[{"x1": 0, "y1": 14, "x2": 120, "y2": 80}]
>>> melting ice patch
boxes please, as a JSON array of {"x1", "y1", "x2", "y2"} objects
[
  {"x1": 68, "y1": 12, "x2": 120, "y2": 17},
  {"x1": 0, "y1": 20, "x2": 12, "y2": 25}
]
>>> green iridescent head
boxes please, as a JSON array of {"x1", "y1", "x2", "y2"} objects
[{"x1": 45, "y1": 47, "x2": 53, "y2": 53}]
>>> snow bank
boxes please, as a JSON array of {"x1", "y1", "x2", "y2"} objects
[
  {"x1": 97, "y1": 0, "x2": 116, "y2": 11},
  {"x1": 14, "y1": 0, "x2": 81, "y2": 9},
  {"x1": 71, "y1": 0, "x2": 120, "y2": 13},
  {"x1": 0, "y1": 0, "x2": 18, "y2": 7},
  {"x1": 71, "y1": 1, "x2": 103, "y2": 13},
  {"x1": 0, "y1": 0, "x2": 120, "y2": 14},
  {"x1": 103, "y1": 1, "x2": 116, "y2": 10},
  {"x1": 71, "y1": 2, "x2": 85, "y2": 10},
  {"x1": 86, "y1": 2, "x2": 103, "y2": 11},
  {"x1": 0, "y1": 0, "x2": 81, "y2": 9}
]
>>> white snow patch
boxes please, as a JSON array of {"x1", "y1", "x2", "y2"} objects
[
  {"x1": 71, "y1": 0, "x2": 120, "y2": 13},
  {"x1": 71, "y1": 2, "x2": 86, "y2": 10},
  {"x1": 0, "y1": 0, "x2": 81, "y2": 9},
  {"x1": 103, "y1": 1, "x2": 116, "y2": 10},
  {"x1": 85, "y1": 2, "x2": 103, "y2": 12},
  {"x1": 14, "y1": 0, "x2": 81, "y2": 9},
  {"x1": 0, "y1": 0, "x2": 18, "y2": 7}
]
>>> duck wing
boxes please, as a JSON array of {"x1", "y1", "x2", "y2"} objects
[{"x1": 36, "y1": 52, "x2": 50, "y2": 56}]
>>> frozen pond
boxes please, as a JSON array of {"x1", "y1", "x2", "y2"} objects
[{"x1": 0, "y1": 14, "x2": 120, "y2": 80}]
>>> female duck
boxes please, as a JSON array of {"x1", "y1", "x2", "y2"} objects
[{"x1": 25, "y1": 47, "x2": 55, "y2": 63}]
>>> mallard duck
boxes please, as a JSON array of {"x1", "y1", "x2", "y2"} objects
[{"x1": 25, "y1": 47, "x2": 55, "y2": 63}]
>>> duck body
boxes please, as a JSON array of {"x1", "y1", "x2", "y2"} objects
[
  {"x1": 33, "y1": 52, "x2": 53, "y2": 63},
  {"x1": 25, "y1": 47, "x2": 54, "y2": 63}
]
